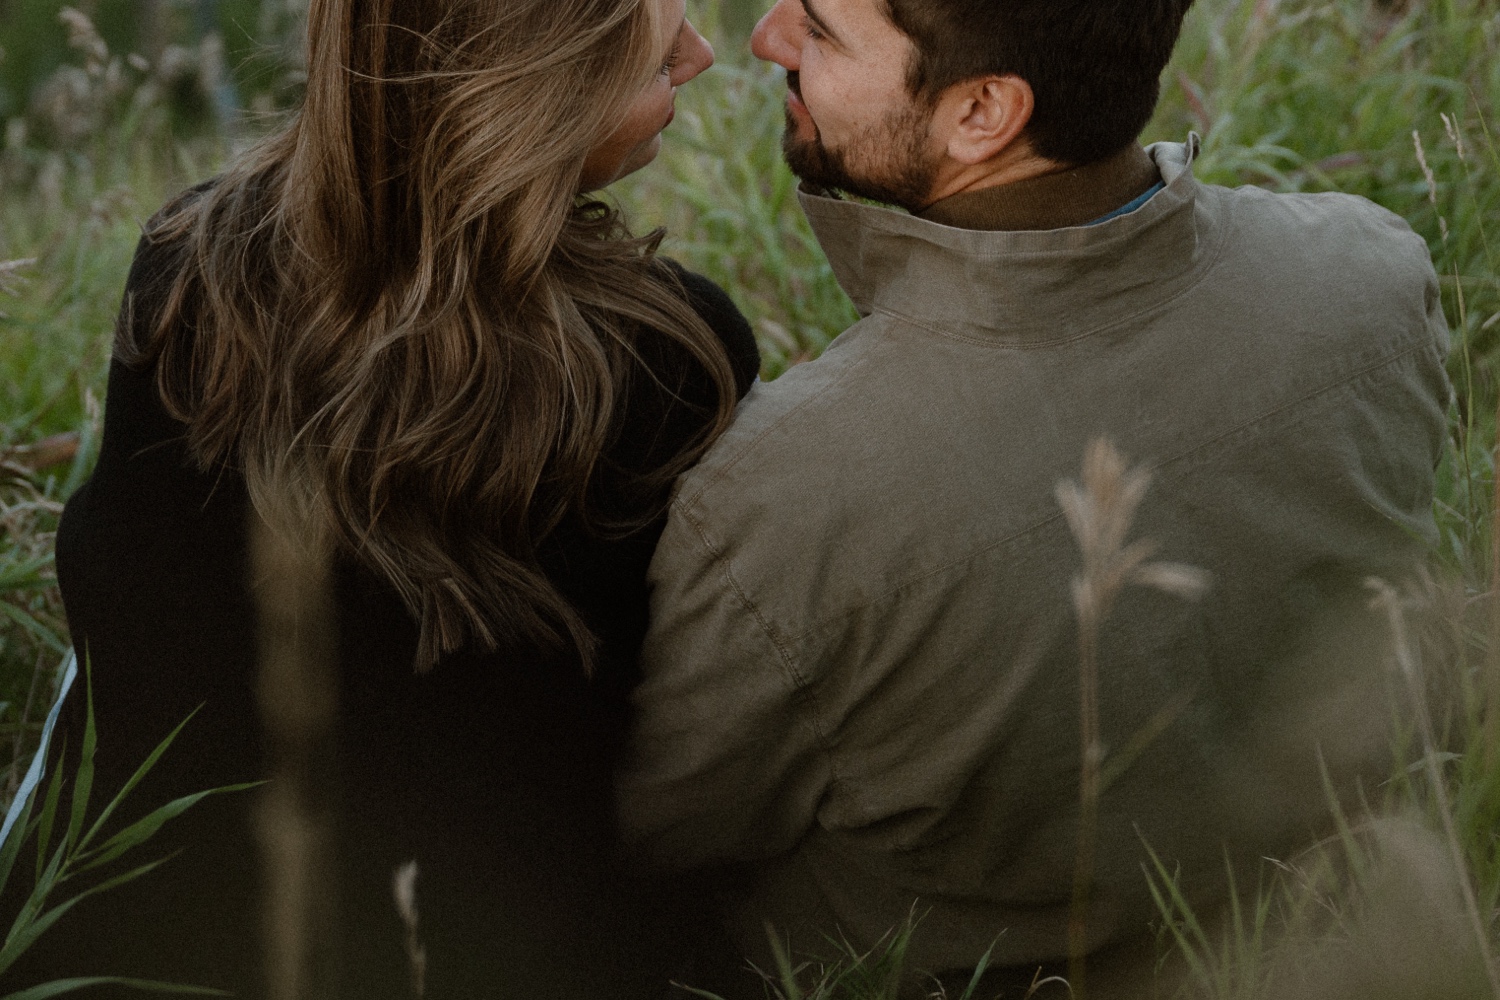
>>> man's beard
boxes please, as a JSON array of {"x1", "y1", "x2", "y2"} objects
[{"x1": 781, "y1": 73, "x2": 938, "y2": 212}]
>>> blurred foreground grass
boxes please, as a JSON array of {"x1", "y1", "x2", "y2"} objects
[{"x1": 0, "y1": 0, "x2": 1497, "y2": 994}]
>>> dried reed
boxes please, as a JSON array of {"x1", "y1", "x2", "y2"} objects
[
  {"x1": 393, "y1": 859, "x2": 427, "y2": 999},
  {"x1": 250, "y1": 511, "x2": 340, "y2": 1000},
  {"x1": 0, "y1": 259, "x2": 32, "y2": 321},
  {"x1": 1055, "y1": 439, "x2": 1208, "y2": 996},
  {"x1": 1366, "y1": 578, "x2": 1500, "y2": 999}
]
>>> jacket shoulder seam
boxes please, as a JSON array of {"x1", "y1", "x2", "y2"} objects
[
  {"x1": 675, "y1": 502, "x2": 844, "y2": 772},
  {"x1": 676, "y1": 349, "x2": 867, "y2": 510},
  {"x1": 772, "y1": 338, "x2": 1439, "y2": 644}
]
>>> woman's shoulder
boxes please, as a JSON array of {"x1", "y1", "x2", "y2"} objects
[
  {"x1": 83, "y1": 182, "x2": 227, "y2": 482},
  {"x1": 118, "y1": 180, "x2": 216, "y2": 339},
  {"x1": 656, "y1": 259, "x2": 760, "y2": 396}
]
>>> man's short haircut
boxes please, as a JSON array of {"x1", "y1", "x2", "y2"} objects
[{"x1": 883, "y1": 0, "x2": 1196, "y2": 167}]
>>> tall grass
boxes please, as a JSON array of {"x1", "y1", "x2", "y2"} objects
[
  {"x1": 0, "y1": 0, "x2": 1496, "y2": 994},
  {"x1": 0, "y1": 9, "x2": 219, "y2": 803}
]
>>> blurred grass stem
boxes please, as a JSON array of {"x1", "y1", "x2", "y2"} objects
[
  {"x1": 1056, "y1": 440, "x2": 1208, "y2": 995},
  {"x1": 1367, "y1": 577, "x2": 1500, "y2": 998}
]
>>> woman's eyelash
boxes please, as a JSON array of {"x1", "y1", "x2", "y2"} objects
[{"x1": 660, "y1": 41, "x2": 682, "y2": 76}]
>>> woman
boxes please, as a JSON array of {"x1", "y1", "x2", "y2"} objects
[{"x1": 22, "y1": 0, "x2": 759, "y2": 996}]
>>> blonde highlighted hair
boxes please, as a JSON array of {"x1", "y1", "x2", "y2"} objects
[{"x1": 118, "y1": 0, "x2": 737, "y2": 670}]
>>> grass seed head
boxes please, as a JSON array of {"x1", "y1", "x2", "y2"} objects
[
  {"x1": 1056, "y1": 438, "x2": 1211, "y2": 628},
  {"x1": 0, "y1": 259, "x2": 35, "y2": 318},
  {"x1": 57, "y1": 8, "x2": 108, "y2": 75},
  {"x1": 0, "y1": 258, "x2": 33, "y2": 297}
]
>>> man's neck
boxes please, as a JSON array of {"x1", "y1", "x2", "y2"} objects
[{"x1": 916, "y1": 144, "x2": 1160, "y2": 232}]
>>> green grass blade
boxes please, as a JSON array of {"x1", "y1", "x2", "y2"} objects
[
  {"x1": 32, "y1": 739, "x2": 65, "y2": 885},
  {"x1": 2, "y1": 836, "x2": 73, "y2": 978},
  {"x1": 0, "y1": 977, "x2": 228, "y2": 1000},
  {"x1": 73, "y1": 783, "x2": 260, "y2": 875},
  {"x1": 1138, "y1": 832, "x2": 1216, "y2": 988},
  {"x1": 955, "y1": 940, "x2": 997, "y2": 1000},
  {"x1": 0, "y1": 603, "x2": 66, "y2": 657},
  {"x1": 670, "y1": 985, "x2": 728, "y2": 1000},
  {"x1": 0, "y1": 556, "x2": 54, "y2": 592},
  {"x1": 0, "y1": 855, "x2": 174, "y2": 974},
  {"x1": 75, "y1": 706, "x2": 202, "y2": 855},
  {"x1": 765, "y1": 924, "x2": 805, "y2": 1000},
  {"x1": 57, "y1": 408, "x2": 99, "y2": 500},
  {"x1": 0, "y1": 794, "x2": 37, "y2": 909},
  {"x1": 63, "y1": 670, "x2": 96, "y2": 854}
]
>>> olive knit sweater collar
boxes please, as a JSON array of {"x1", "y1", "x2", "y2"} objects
[{"x1": 917, "y1": 142, "x2": 1162, "y2": 232}]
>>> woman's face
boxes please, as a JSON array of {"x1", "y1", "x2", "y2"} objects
[{"x1": 579, "y1": 0, "x2": 714, "y2": 191}]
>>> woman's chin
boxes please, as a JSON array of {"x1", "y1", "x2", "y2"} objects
[
  {"x1": 618, "y1": 134, "x2": 667, "y2": 184},
  {"x1": 584, "y1": 135, "x2": 665, "y2": 192}
]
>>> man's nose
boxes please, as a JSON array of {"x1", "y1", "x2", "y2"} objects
[{"x1": 750, "y1": 0, "x2": 801, "y2": 69}]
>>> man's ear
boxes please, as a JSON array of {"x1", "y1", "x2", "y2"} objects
[{"x1": 936, "y1": 75, "x2": 1035, "y2": 166}]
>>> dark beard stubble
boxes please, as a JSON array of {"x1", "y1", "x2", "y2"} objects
[{"x1": 780, "y1": 89, "x2": 940, "y2": 212}]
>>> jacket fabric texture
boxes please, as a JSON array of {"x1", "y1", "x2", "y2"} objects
[
  {"x1": 19, "y1": 208, "x2": 760, "y2": 1000},
  {"x1": 617, "y1": 138, "x2": 1452, "y2": 992}
]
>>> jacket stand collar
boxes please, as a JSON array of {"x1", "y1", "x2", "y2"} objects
[{"x1": 796, "y1": 137, "x2": 1221, "y2": 346}]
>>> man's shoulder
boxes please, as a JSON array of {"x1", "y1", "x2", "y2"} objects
[
  {"x1": 1210, "y1": 179, "x2": 1435, "y2": 287},
  {"x1": 670, "y1": 324, "x2": 887, "y2": 512}
]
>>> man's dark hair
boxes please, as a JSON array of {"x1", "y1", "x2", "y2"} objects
[{"x1": 884, "y1": 0, "x2": 1196, "y2": 167}]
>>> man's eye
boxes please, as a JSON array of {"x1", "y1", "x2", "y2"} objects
[{"x1": 801, "y1": 17, "x2": 824, "y2": 40}]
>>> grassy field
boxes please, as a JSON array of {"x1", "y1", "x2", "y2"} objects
[{"x1": 1, "y1": 0, "x2": 1498, "y2": 994}]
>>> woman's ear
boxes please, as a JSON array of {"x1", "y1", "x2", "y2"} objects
[{"x1": 934, "y1": 75, "x2": 1035, "y2": 167}]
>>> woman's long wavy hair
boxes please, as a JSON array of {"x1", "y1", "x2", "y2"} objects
[{"x1": 117, "y1": 0, "x2": 738, "y2": 671}]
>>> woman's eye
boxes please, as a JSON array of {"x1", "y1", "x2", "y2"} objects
[{"x1": 660, "y1": 41, "x2": 682, "y2": 77}]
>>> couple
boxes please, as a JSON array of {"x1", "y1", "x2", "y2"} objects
[{"x1": 30, "y1": 0, "x2": 1450, "y2": 997}]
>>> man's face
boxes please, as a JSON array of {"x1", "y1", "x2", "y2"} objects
[{"x1": 750, "y1": 0, "x2": 940, "y2": 210}]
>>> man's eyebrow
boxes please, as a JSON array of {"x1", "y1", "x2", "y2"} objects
[{"x1": 800, "y1": 0, "x2": 841, "y2": 43}]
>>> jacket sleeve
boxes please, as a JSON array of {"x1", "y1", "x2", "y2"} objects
[{"x1": 615, "y1": 499, "x2": 832, "y2": 870}]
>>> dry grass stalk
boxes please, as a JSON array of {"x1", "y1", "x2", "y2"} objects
[
  {"x1": 0, "y1": 258, "x2": 34, "y2": 295},
  {"x1": 1412, "y1": 129, "x2": 1450, "y2": 244},
  {"x1": 0, "y1": 259, "x2": 34, "y2": 319},
  {"x1": 393, "y1": 859, "x2": 427, "y2": 998},
  {"x1": 1055, "y1": 438, "x2": 1208, "y2": 996},
  {"x1": 57, "y1": 8, "x2": 108, "y2": 75},
  {"x1": 1365, "y1": 578, "x2": 1500, "y2": 999},
  {"x1": 1, "y1": 433, "x2": 82, "y2": 474},
  {"x1": 0, "y1": 458, "x2": 67, "y2": 800},
  {"x1": 1491, "y1": 332, "x2": 1500, "y2": 761},
  {"x1": 250, "y1": 512, "x2": 340, "y2": 1000}
]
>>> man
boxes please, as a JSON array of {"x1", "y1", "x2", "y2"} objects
[{"x1": 618, "y1": 0, "x2": 1452, "y2": 994}]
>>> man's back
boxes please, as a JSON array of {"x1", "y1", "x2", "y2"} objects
[{"x1": 618, "y1": 140, "x2": 1451, "y2": 985}]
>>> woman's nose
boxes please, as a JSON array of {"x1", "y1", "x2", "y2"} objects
[
  {"x1": 750, "y1": 0, "x2": 802, "y2": 70},
  {"x1": 674, "y1": 19, "x2": 715, "y2": 86}
]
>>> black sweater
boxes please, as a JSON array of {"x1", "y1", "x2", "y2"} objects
[{"x1": 18, "y1": 228, "x2": 758, "y2": 999}]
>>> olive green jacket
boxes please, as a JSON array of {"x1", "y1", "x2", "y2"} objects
[{"x1": 617, "y1": 139, "x2": 1451, "y2": 982}]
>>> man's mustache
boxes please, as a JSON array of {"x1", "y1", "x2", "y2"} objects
[{"x1": 786, "y1": 70, "x2": 803, "y2": 102}]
